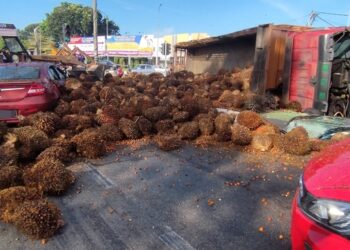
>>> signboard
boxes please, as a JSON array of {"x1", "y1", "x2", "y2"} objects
[
  {"x1": 106, "y1": 35, "x2": 154, "y2": 57},
  {"x1": 68, "y1": 33, "x2": 209, "y2": 58},
  {"x1": 68, "y1": 35, "x2": 154, "y2": 57},
  {"x1": 68, "y1": 36, "x2": 106, "y2": 56}
]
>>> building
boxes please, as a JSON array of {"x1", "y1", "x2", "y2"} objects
[
  {"x1": 67, "y1": 33, "x2": 209, "y2": 67},
  {"x1": 153, "y1": 33, "x2": 209, "y2": 66},
  {"x1": 175, "y1": 24, "x2": 311, "y2": 93}
]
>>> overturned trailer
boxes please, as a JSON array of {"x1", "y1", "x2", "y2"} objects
[{"x1": 175, "y1": 24, "x2": 350, "y2": 117}]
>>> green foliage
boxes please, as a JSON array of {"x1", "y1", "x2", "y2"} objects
[
  {"x1": 116, "y1": 57, "x2": 125, "y2": 65},
  {"x1": 0, "y1": 39, "x2": 5, "y2": 49},
  {"x1": 18, "y1": 23, "x2": 55, "y2": 54},
  {"x1": 131, "y1": 58, "x2": 149, "y2": 68},
  {"x1": 18, "y1": 23, "x2": 40, "y2": 41},
  {"x1": 43, "y1": 2, "x2": 119, "y2": 43},
  {"x1": 132, "y1": 58, "x2": 139, "y2": 68}
]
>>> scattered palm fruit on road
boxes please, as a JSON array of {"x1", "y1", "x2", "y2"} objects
[{"x1": 0, "y1": 67, "x2": 333, "y2": 240}]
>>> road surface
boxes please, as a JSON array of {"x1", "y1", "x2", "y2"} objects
[{"x1": 0, "y1": 143, "x2": 303, "y2": 249}]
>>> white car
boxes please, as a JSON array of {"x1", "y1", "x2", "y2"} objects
[
  {"x1": 104, "y1": 64, "x2": 122, "y2": 77},
  {"x1": 154, "y1": 66, "x2": 169, "y2": 77},
  {"x1": 131, "y1": 64, "x2": 168, "y2": 77}
]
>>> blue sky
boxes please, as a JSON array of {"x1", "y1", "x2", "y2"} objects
[{"x1": 2, "y1": 0, "x2": 350, "y2": 36}]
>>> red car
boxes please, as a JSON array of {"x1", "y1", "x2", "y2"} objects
[
  {"x1": 291, "y1": 138, "x2": 350, "y2": 249},
  {"x1": 0, "y1": 62, "x2": 65, "y2": 123}
]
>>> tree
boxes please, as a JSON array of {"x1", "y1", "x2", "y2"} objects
[
  {"x1": 18, "y1": 23, "x2": 40, "y2": 41},
  {"x1": 18, "y1": 23, "x2": 56, "y2": 54},
  {"x1": 42, "y1": 2, "x2": 119, "y2": 43}
]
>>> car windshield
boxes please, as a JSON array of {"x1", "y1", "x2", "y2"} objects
[
  {"x1": 0, "y1": 66, "x2": 40, "y2": 80},
  {"x1": 3, "y1": 37, "x2": 24, "y2": 53}
]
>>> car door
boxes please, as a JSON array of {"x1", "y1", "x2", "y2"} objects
[
  {"x1": 145, "y1": 65, "x2": 154, "y2": 75},
  {"x1": 52, "y1": 66, "x2": 66, "y2": 87},
  {"x1": 47, "y1": 65, "x2": 63, "y2": 99},
  {"x1": 139, "y1": 65, "x2": 146, "y2": 74}
]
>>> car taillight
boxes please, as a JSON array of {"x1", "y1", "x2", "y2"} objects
[{"x1": 27, "y1": 83, "x2": 46, "y2": 97}]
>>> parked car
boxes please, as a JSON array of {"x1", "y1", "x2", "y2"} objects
[
  {"x1": 154, "y1": 65, "x2": 170, "y2": 76},
  {"x1": 104, "y1": 64, "x2": 122, "y2": 77},
  {"x1": 0, "y1": 62, "x2": 64, "y2": 123},
  {"x1": 131, "y1": 64, "x2": 168, "y2": 76},
  {"x1": 99, "y1": 60, "x2": 116, "y2": 68},
  {"x1": 284, "y1": 115, "x2": 350, "y2": 139},
  {"x1": 131, "y1": 64, "x2": 155, "y2": 75},
  {"x1": 291, "y1": 138, "x2": 350, "y2": 249}
]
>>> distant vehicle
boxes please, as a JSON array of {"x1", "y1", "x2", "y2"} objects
[
  {"x1": 131, "y1": 64, "x2": 168, "y2": 76},
  {"x1": 104, "y1": 64, "x2": 122, "y2": 77},
  {"x1": 99, "y1": 60, "x2": 125, "y2": 77},
  {"x1": 0, "y1": 23, "x2": 31, "y2": 63},
  {"x1": 0, "y1": 62, "x2": 65, "y2": 123},
  {"x1": 99, "y1": 60, "x2": 116, "y2": 68},
  {"x1": 131, "y1": 64, "x2": 155, "y2": 75},
  {"x1": 291, "y1": 138, "x2": 350, "y2": 249},
  {"x1": 154, "y1": 65, "x2": 170, "y2": 77}
]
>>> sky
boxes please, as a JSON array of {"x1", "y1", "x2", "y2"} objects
[{"x1": 2, "y1": 0, "x2": 350, "y2": 36}]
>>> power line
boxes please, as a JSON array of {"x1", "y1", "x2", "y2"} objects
[
  {"x1": 316, "y1": 15, "x2": 336, "y2": 27},
  {"x1": 307, "y1": 10, "x2": 349, "y2": 26},
  {"x1": 317, "y1": 11, "x2": 348, "y2": 17}
]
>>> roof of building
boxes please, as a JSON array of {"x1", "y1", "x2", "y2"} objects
[{"x1": 176, "y1": 24, "x2": 311, "y2": 49}]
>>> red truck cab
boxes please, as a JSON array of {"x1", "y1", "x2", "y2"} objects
[{"x1": 283, "y1": 28, "x2": 350, "y2": 116}]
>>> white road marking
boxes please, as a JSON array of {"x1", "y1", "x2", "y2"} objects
[{"x1": 159, "y1": 226, "x2": 196, "y2": 250}]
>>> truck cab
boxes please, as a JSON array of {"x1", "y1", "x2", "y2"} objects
[
  {"x1": 283, "y1": 28, "x2": 350, "y2": 117},
  {"x1": 327, "y1": 30, "x2": 350, "y2": 117},
  {"x1": 0, "y1": 23, "x2": 31, "y2": 63}
]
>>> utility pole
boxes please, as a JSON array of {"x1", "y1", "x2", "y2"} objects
[
  {"x1": 156, "y1": 3, "x2": 162, "y2": 66},
  {"x1": 39, "y1": 29, "x2": 42, "y2": 55},
  {"x1": 106, "y1": 16, "x2": 109, "y2": 60},
  {"x1": 164, "y1": 44, "x2": 167, "y2": 68},
  {"x1": 307, "y1": 11, "x2": 318, "y2": 26},
  {"x1": 34, "y1": 26, "x2": 40, "y2": 55},
  {"x1": 93, "y1": 0, "x2": 98, "y2": 63}
]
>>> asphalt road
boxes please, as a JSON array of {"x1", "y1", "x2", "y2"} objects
[{"x1": 0, "y1": 143, "x2": 303, "y2": 250}]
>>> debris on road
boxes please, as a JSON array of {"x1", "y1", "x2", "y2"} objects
[
  {"x1": 251, "y1": 135, "x2": 273, "y2": 152},
  {"x1": 231, "y1": 124, "x2": 252, "y2": 145},
  {"x1": 0, "y1": 68, "x2": 341, "y2": 240},
  {"x1": 23, "y1": 158, "x2": 75, "y2": 194},
  {"x1": 13, "y1": 200, "x2": 63, "y2": 240},
  {"x1": 155, "y1": 134, "x2": 182, "y2": 151},
  {"x1": 207, "y1": 199, "x2": 216, "y2": 207}
]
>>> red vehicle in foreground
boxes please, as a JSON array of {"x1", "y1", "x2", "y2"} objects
[
  {"x1": 291, "y1": 138, "x2": 350, "y2": 249},
  {"x1": 0, "y1": 62, "x2": 65, "y2": 123}
]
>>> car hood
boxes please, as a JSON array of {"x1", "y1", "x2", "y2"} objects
[{"x1": 303, "y1": 138, "x2": 350, "y2": 201}]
